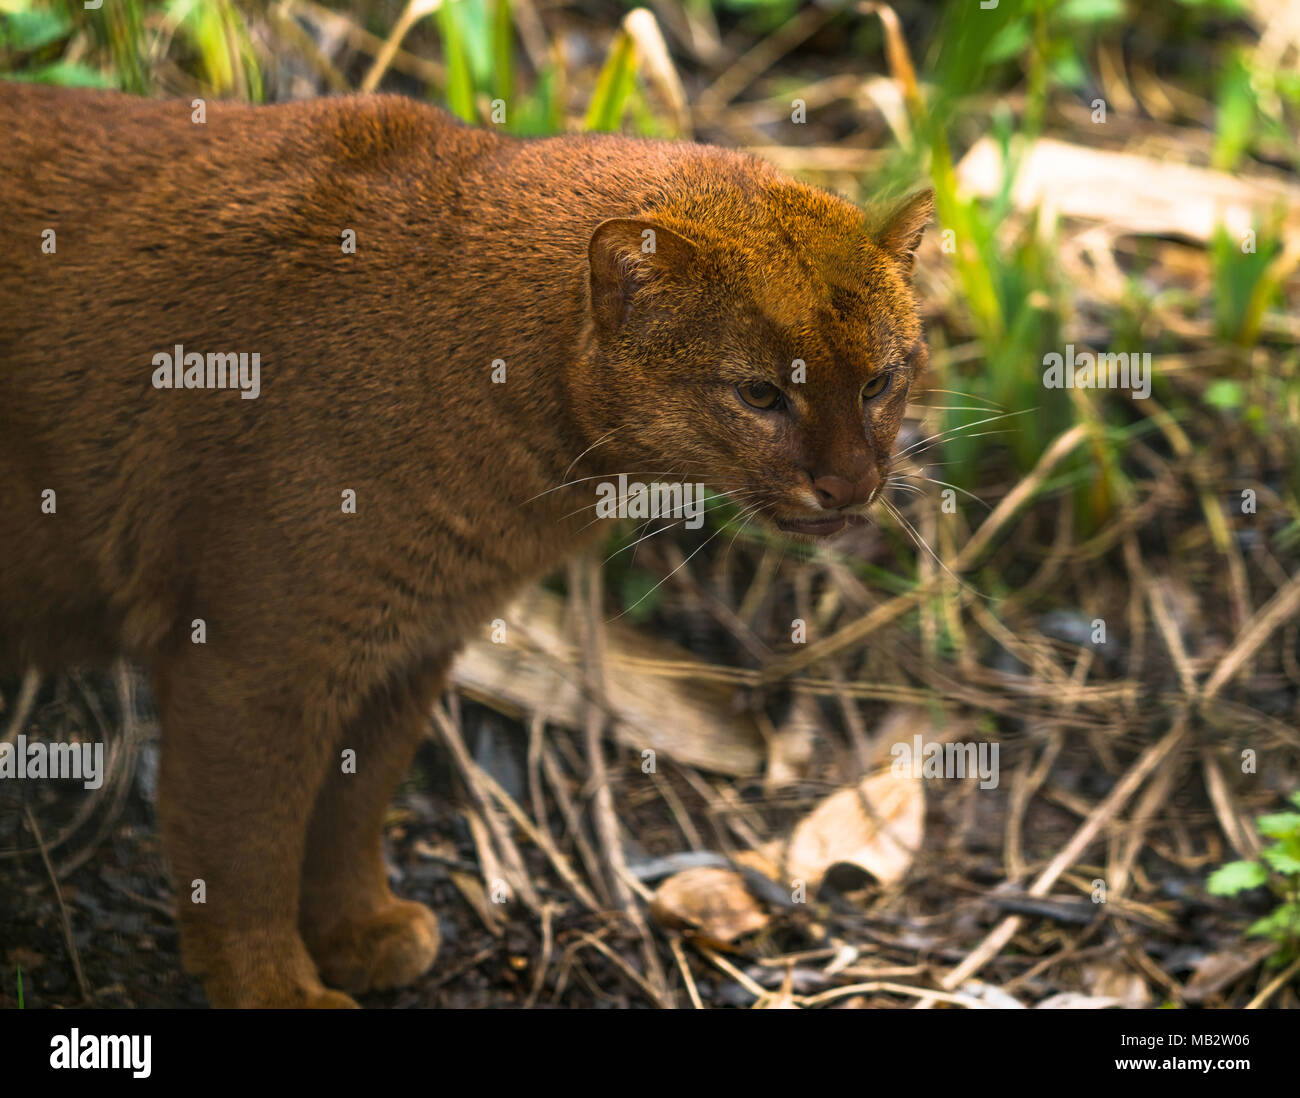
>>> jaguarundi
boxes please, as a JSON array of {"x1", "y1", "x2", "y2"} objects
[{"x1": 0, "y1": 82, "x2": 932, "y2": 1007}]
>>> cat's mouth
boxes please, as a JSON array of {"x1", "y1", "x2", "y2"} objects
[{"x1": 774, "y1": 512, "x2": 868, "y2": 538}]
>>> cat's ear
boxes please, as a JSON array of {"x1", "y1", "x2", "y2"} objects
[
  {"x1": 873, "y1": 188, "x2": 934, "y2": 276},
  {"x1": 588, "y1": 218, "x2": 697, "y2": 332}
]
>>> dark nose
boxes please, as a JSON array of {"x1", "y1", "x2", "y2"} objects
[{"x1": 811, "y1": 470, "x2": 878, "y2": 510}]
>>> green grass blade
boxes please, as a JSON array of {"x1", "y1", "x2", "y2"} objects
[
  {"x1": 102, "y1": 0, "x2": 148, "y2": 94},
  {"x1": 492, "y1": 0, "x2": 513, "y2": 121},
  {"x1": 438, "y1": 0, "x2": 477, "y2": 122},
  {"x1": 583, "y1": 28, "x2": 638, "y2": 133}
]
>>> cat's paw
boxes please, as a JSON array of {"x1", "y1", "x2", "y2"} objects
[
  {"x1": 205, "y1": 974, "x2": 360, "y2": 1009},
  {"x1": 302, "y1": 988, "x2": 362, "y2": 1009},
  {"x1": 183, "y1": 925, "x2": 361, "y2": 1008},
  {"x1": 307, "y1": 899, "x2": 440, "y2": 994}
]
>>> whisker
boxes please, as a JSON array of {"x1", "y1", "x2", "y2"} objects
[
  {"x1": 558, "y1": 477, "x2": 750, "y2": 524},
  {"x1": 892, "y1": 409, "x2": 1035, "y2": 463},
  {"x1": 888, "y1": 457, "x2": 965, "y2": 470},
  {"x1": 598, "y1": 489, "x2": 767, "y2": 559},
  {"x1": 721, "y1": 503, "x2": 765, "y2": 568},
  {"x1": 618, "y1": 460, "x2": 755, "y2": 561},
  {"x1": 889, "y1": 473, "x2": 991, "y2": 510},
  {"x1": 907, "y1": 405, "x2": 1010, "y2": 414},
  {"x1": 913, "y1": 388, "x2": 1005, "y2": 409},
  {"x1": 897, "y1": 427, "x2": 1025, "y2": 463},
  {"x1": 522, "y1": 468, "x2": 735, "y2": 507},
  {"x1": 878, "y1": 496, "x2": 983, "y2": 599},
  {"x1": 893, "y1": 427, "x2": 1023, "y2": 466},
  {"x1": 607, "y1": 517, "x2": 737, "y2": 623},
  {"x1": 561, "y1": 424, "x2": 624, "y2": 485}
]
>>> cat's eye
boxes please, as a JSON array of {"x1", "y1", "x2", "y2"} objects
[
  {"x1": 862, "y1": 373, "x2": 892, "y2": 402},
  {"x1": 737, "y1": 380, "x2": 783, "y2": 410}
]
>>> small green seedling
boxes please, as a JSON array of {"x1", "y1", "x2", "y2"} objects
[{"x1": 1207, "y1": 791, "x2": 1300, "y2": 965}]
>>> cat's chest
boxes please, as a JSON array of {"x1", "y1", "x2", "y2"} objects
[{"x1": 379, "y1": 488, "x2": 602, "y2": 646}]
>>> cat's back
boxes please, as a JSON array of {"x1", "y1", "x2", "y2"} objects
[
  {"x1": 3, "y1": 85, "x2": 493, "y2": 320},
  {"x1": 0, "y1": 87, "x2": 498, "y2": 411},
  {"x1": 0, "y1": 83, "x2": 491, "y2": 191}
]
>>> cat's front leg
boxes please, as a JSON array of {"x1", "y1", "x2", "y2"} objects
[
  {"x1": 153, "y1": 649, "x2": 356, "y2": 1008},
  {"x1": 297, "y1": 655, "x2": 445, "y2": 996}
]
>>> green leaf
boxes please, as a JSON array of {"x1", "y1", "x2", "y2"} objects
[
  {"x1": 1207, "y1": 859, "x2": 1269, "y2": 895},
  {"x1": 492, "y1": 0, "x2": 513, "y2": 117},
  {"x1": 1212, "y1": 51, "x2": 1256, "y2": 173},
  {"x1": 507, "y1": 60, "x2": 561, "y2": 135},
  {"x1": 165, "y1": 0, "x2": 261, "y2": 100},
  {"x1": 1247, "y1": 902, "x2": 1300, "y2": 941},
  {"x1": 4, "y1": 60, "x2": 114, "y2": 87},
  {"x1": 0, "y1": 7, "x2": 72, "y2": 51},
  {"x1": 584, "y1": 29, "x2": 639, "y2": 133},
  {"x1": 1261, "y1": 843, "x2": 1300, "y2": 876},
  {"x1": 1205, "y1": 379, "x2": 1244, "y2": 410},
  {"x1": 449, "y1": 0, "x2": 493, "y2": 90},
  {"x1": 1057, "y1": 0, "x2": 1126, "y2": 23},
  {"x1": 985, "y1": 21, "x2": 1030, "y2": 65},
  {"x1": 1048, "y1": 47, "x2": 1088, "y2": 91},
  {"x1": 437, "y1": 0, "x2": 477, "y2": 123},
  {"x1": 1256, "y1": 812, "x2": 1300, "y2": 840},
  {"x1": 1175, "y1": 0, "x2": 1247, "y2": 11}
]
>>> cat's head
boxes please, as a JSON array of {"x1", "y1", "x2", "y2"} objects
[{"x1": 576, "y1": 172, "x2": 932, "y2": 540}]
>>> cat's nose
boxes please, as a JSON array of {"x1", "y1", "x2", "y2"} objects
[{"x1": 811, "y1": 471, "x2": 878, "y2": 510}]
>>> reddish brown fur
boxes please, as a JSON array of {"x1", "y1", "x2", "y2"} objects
[{"x1": 0, "y1": 84, "x2": 930, "y2": 1006}]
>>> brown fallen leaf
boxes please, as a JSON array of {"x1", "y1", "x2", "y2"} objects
[
  {"x1": 452, "y1": 586, "x2": 765, "y2": 775},
  {"x1": 957, "y1": 136, "x2": 1300, "y2": 246},
  {"x1": 761, "y1": 693, "x2": 818, "y2": 788},
  {"x1": 1035, "y1": 992, "x2": 1123, "y2": 1009},
  {"x1": 650, "y1": 866, "x2": 770, "y2": 946},
  {"x1": 732, "y1": 843, "x2": 785, "y2": 885},
  {"x1": 1183, "y1": 941, "x2": 1276, "y2": 1003},
  {"x1": 1082, "y1": 962, "x2": 1152, "y2": 1009},
  {"x1": 958, "y1": 979, "x2": 1027, "y2": 1009},
  {"x1": 785, "y1": 765, "x2": 925, "y2": 890}
]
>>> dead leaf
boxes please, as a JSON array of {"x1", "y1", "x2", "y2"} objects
[
  {"x1": 957, "y1": 136, "x2": 1300, "y2": 247},
  {"x1": 1083, "y1": 963, "x2": 1152, "y2": 1008},
  {"x1": 762, "y1": 693, "x2": 818, "y2": 788},
  {"x1": 1035, "y1": 992, "x2": 1122, "y2": 1009},
  {"x1": 732, "y1": 843, "x2": 784, "y2": 883},
  {"x1": 785, "y1": 767, "x2": 924, "y2": 889},
  {"x1": 1183, "y1": 941, "x2": 1275, "y2": 1003},
  {"x1": 452, "y1": 586, "x2": 764, "y2": 775},
  {"x1": 650, "y1": 866, "x2": 769, "y2": 946},
  {"x1": 959, "y1": 979, "x2": 1027, "y2": 1009}
]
